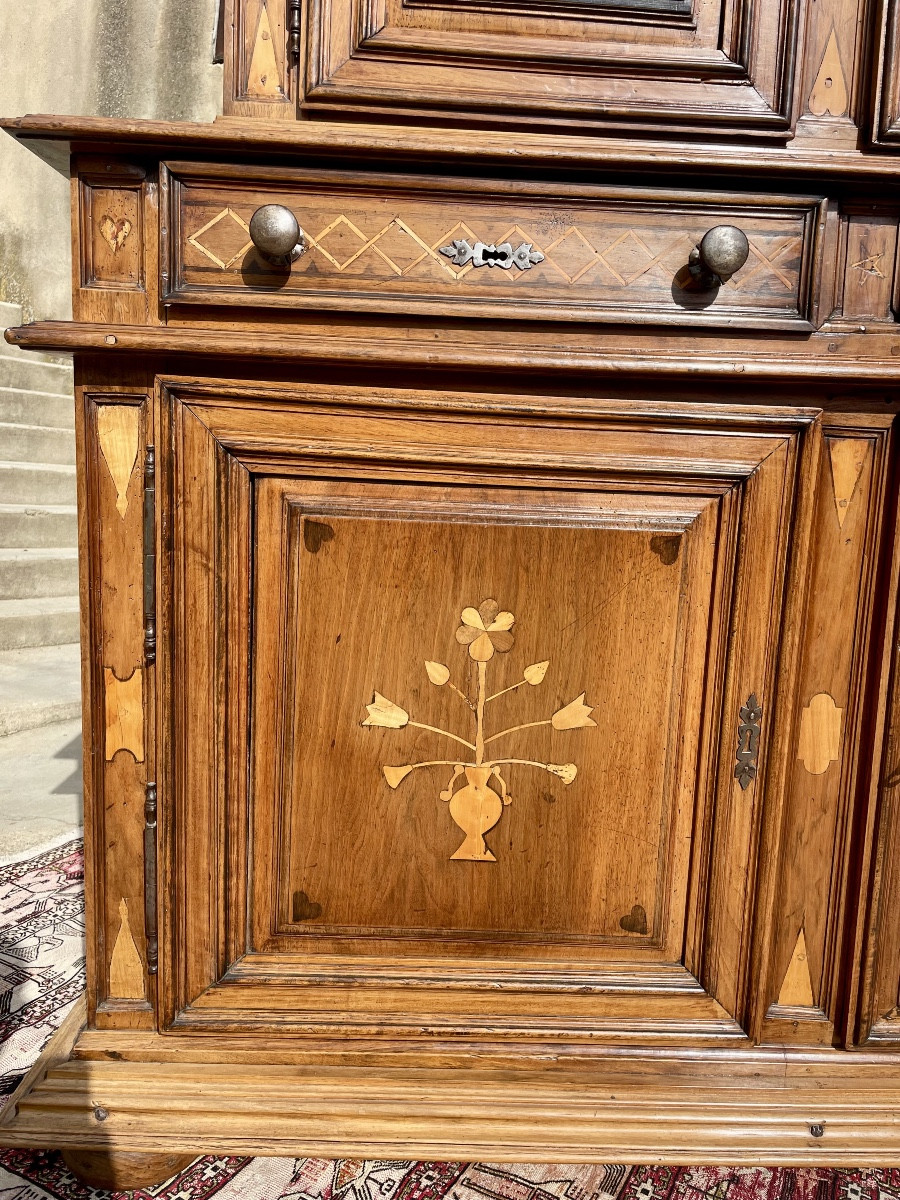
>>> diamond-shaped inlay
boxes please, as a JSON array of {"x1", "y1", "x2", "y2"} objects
[
  {"x1": 542, "y1": 228, "x2": 602, "y2": 283},
  {"x1": 187, "y1": 208, "x2": 253, "y2": 269},
  {"x1": 600, "y1": 230, "x2": 670, "y2": 286},
  {"x1": 310, "y1": 216, "x2": 372, "y2": 270},
  {"x1": 184, "y1": 203, "x2": 803, "y2": 305},
  {"x1": 731, "y1": 237, "x2": 800, "y2": 291}
]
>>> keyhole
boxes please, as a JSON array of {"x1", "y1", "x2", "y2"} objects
[
  {"x1": 825, "y1": 77, "x2": 833, "y2": 87},
  {"x1": 482, "y1": 247, "x2": 510, "y2": 265}
]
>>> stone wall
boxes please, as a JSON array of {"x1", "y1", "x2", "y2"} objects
[{"x1": 0, "y1": 0, "x2": 223, "y2": 321}]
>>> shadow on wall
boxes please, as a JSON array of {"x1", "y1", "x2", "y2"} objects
[{"x1": 0, "y1": 0, "x2": 223, "y2": 322}]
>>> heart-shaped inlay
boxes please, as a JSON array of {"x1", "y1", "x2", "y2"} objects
[
  {"x1": 292, "y1": 890, "x2": 322, "y2": 921},
  {"x1": 99, "y1": 214, "x2": 133, "y2": 253},
  {"x1": 304, "y1": 519, "x2": 335, "y2": 554},
  {"x1": 619, "y1": 904, "x2": 648, "y2": 935}
]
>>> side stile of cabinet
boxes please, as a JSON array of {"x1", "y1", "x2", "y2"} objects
[
  {"x1": 755, "y1": 413, "x2": 895, "y2": 1045},
  {"x1": 852, "y1": 426, "x2": 900, "y2": 1045},
  {"x1": 76, "y1": 362, "x2": 156, "y2": 1030}
]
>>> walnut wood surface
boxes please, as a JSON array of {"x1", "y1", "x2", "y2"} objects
[
  {"x1": 10, "y1": 322, "x2": 900, "y2": 384},
  {"x1": 6, "y1": 115, "x2": 900, "y2": 180},
  {"x1": 5, "y1": 1049, "x2": 900, "y2": 1163},
  {"x1": 165, "y1": 163, "x2": 824, "y2": 329}
]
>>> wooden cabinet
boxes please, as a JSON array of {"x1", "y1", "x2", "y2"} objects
[{"x1": 5, "y1": 0, "x2": 900, "y2": 1179}]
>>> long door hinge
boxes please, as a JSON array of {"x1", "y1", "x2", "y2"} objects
[
  {"x1": 289, "y1": 0, "x2": 302, "y2": 59},
  {"x1": 144, "y1": 781, "x2": 158, "y2": 975},
  {"x1": 143, "y1": 446, "x2": 156, "y2": 665}
]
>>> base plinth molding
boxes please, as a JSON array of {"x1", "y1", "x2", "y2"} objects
[{"x1": 4, "y1": 1025, "x2": 900, "y2": 1165}]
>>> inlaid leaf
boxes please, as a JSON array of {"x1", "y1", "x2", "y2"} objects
[
  {"x1": 383, "y1": 764, "x2": 413, "y2": 789},
  {"x1": 523, "y1": 660, "x2": 550, "y2": 685},
  {"x1": 425, "y1": 661, "x2": 450, "y2": 685}
]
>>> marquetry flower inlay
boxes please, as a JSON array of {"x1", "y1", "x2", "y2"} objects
[
  {"x1": 361, "y1": 599, "x2": 596, "y2": 862},
  {"x1": 455, "y1": 599, "x2": 515, "y2": 661}
]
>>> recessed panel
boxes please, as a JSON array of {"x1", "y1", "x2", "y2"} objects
[{"x1": 253, "y1": 486, "x2": 718, "y2": 953}]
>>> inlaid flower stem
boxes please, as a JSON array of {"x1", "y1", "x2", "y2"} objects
[
  {"x1": 475, "y1": 661, "x2": 487, "y2": 764},
  {"x1": 485, "y1": 757, "x2": 557, "y2": 774},
  {"x1": 404, "y1": 759, "x2": 468, "y2": 772},
  {"x1": 484, "y1": 720, "x2": 552, "y2": 746},
  {"x1": 408, "y1": 722, "x2": 476, "y2": 751},
  {"x1": 485, "y1": 679, "x2": 527, "y2": 703},
  {"x1": 448, "y1": 681, "x2": 476, "y2": 712}
]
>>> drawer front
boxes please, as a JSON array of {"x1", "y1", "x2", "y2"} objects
[{"x1": 165, "y1": 165, "x2": 826, "y2": 330}]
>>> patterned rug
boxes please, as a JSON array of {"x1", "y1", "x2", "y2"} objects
[{"x1": 2, "y1": 840, "x2": 900, "y2": 1199}]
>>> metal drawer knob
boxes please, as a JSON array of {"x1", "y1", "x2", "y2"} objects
[
  {"x1": 689, "y1": 225, "x2": 750, "y2": 288},
  {"x1": 248, "y1": 204, "x2": 305, "y2": 265}
]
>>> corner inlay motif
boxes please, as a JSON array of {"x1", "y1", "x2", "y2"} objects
[{"x1": 361, "y1": 599, "x2": 596, "y2": 862}]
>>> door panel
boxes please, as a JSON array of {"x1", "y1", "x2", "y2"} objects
[
  {"x1": 292, "y1": 0, "x2": 803, "y2": 137},
  {"x1": 157, "y1": 381, "x2": 820, "y2": 1046}
]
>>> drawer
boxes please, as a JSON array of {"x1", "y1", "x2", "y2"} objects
[{"x1": 163, "y1": 163, "x2": 827, "y2": 331}]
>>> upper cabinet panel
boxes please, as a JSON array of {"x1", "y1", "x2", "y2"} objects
[
  {"x1": 871, "y1": 0, "x2": 900, "y2": 147},
  {"x1": 223, "y1": 0, "x2": 807, "y2": 135},
  {"x1": 299, "y1": 0, "x2": 805, "y2": 136}
]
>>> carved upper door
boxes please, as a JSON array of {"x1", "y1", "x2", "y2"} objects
[
  {"x1": 157, "y1": 379, "x2": 820, "y2": 1047},
  {"x1": 224, "y1": 0, "x2": 804, "y2": 136}
]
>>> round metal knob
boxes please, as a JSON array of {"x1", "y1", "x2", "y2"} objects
[
  {"x1": 688, "y1": 225, "x2": 750, "y2": 287},
  {"x1": 248, "y1": 204, "x2": 305, "y2": 265}
]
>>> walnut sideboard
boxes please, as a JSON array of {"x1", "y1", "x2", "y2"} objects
[{"x1": 4, "y1": 0, "x2": 900, "y2": 1183}]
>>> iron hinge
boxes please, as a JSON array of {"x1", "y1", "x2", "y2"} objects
[
  {"x1": 144, "y1": 782, "x2": 158, "y2": 975},
  {"x1": 143, "y1": 446, "x2": 156, "y2": 665},
  {"x1": 289, "y1": 0, "x2": 302, "y2": 59}
]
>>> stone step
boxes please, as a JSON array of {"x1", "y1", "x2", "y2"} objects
[
  {"x1": 0, "y1": 461, "x2": 76, "y2": 505},
  {"x1": 0, "y1": 548, "x2": 79, "y2": 599},
  {"x1": 0, "y1": 422, "x2": 75, "y2": 465},
  {"x1": 0, "y1": 595, "x2": 80, "y2": 651},
  {"x1": 0, "y1": 642, "x2": 81, "y2": 737},
  {"x1": 0, "y1": 387, "x2": 74, "y2": 428},
  {"x1": 0, "y1": 718, "x2": 83, "y2": 859},
  {"x1": 0, "y1": 503, "x2": 78, "y2": 549},
  {"x1": 0, "y1": 301, "x2": 22, "y2": 327},
  {"x1": 0, "y1": 353, "x2": 73, "y2": 394}
]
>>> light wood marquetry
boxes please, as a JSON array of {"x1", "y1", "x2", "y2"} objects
[
  {"x1": 363, "y1": 598, "x2": 595, "y2": 862},
  {"x1": 829, "y1": 438, "x2": 868, "y2": 528},
  {"x1": 246, "y1": 2, "x2": 283, "y2": 98},
  {"x1": 96, "y1": 404, "x2": 140, "y2": 518},
  {"x1": 104, "y1": 667, "x2": 144, "y2": 762},
  {"x1": 99, "y1": 214, "x2": 133, "y2": 253},
  {"x1": 778, "y1": 928, "x2": 816, "y2": 1007},
  {"x1": 798, "y1": 693, "x2": 843, "y2": 774},
  {"x1": 108, "y1": 898, "x2": 146, "y2": 1000},
  {"x1": 808, "y1": 30, "x2": 850, "y2": 117}
]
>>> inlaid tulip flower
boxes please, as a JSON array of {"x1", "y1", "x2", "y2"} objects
[
  {"x1": 362, "y1": 598, "x2": 596, "y2": 862},
  {"x1": 362, "y1": 693, "x2": 409, "y2": 728}
]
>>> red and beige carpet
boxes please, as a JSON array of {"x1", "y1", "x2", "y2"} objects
[{"x1": 2, "y1": 838, "x2": 899, "y2": 1200}]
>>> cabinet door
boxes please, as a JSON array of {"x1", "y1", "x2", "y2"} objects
[
  {"x1": 295, "y1": 0, "x2": 801, "y2": 137},
  {"x1": 224, "y1": 0, "x2": 802, "y2": 137},
  {"x1": 157, "y1": 381, "x2": 819, "y2": 1047}
]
